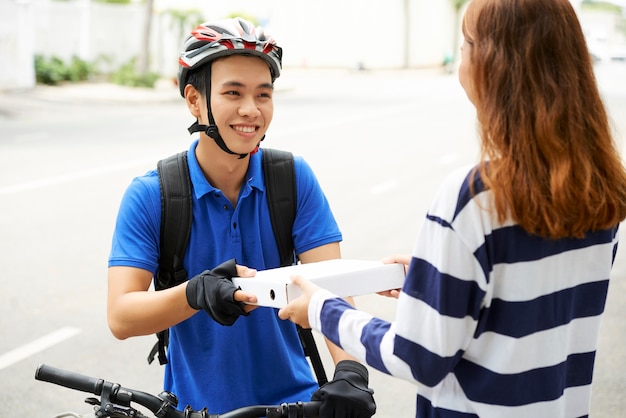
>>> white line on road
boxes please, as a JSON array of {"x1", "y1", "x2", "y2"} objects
[
  {"x1": 370, "y1": 180, "x2": 398, "y2": 195},
  {"x1": 0, "y1": 102, "x2": 415, "y2": 197},
  {"x1": 0, "y1": 326, "x2": 81, "y2": 370},
  {"x1": 0, "y1": 158, "x2": 159, "y2": 196},
  {"x1": 437, "y1": 153, "x2": 461, "y2": 165}
]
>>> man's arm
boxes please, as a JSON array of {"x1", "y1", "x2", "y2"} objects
[
  {"x1": 297, "y1": 242, "x2": 359, "y2": 365},
  {"x1": 107, "y1": 266, "x2": 196, "y2": 340},
  {"x1": 108, "y1": 264, "x2": 258, "y2": 340}
]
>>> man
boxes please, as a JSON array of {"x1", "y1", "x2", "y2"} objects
[{"x1": 107, "y1": 17, "x2": 375, "y2": 416}]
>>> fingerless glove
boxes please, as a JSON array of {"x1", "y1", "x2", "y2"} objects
[{"x1": 185, "y1": 258, "x2": 247, "y2": 326}]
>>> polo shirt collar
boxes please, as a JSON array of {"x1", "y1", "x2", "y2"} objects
[{"x1": 187, "y1": 139, "x2": 265, "y2": 200}]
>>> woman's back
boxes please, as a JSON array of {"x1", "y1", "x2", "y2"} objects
[{"x1": 401, "y1": 166, "x2": 618, "y2": 417}]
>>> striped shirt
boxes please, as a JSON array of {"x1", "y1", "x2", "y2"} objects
[{"x1": 309, "y1": 165, "x2": 617, "y2": 417}]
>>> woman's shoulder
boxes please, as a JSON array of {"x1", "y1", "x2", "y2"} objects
[
  {"x1": 428, "y1": 164, "x2": 486, "y2": 221},
  {"x1": 439, "y1": 164, "x2": 482, "y2": 196}
]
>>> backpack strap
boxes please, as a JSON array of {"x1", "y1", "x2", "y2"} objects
[
  {"x1": 263, "y1": 148, "x2": 328, "y2": 386},
  {"x1": 262, "y1": 148, "x2": 296, "y2": 266},
  {"x1": 156, "y1": 151, "x2": 193, "y2": 290},
  {"x1": 148, "y1": 151, "x2": 192, "y2": 365}
]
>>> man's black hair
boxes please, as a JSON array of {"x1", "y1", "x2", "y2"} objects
[{"x1": 185, "y1": 64, "x2": 211, "y2": 97}]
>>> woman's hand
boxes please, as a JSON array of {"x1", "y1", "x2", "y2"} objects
[
  {"x1": 233, "y1": 264, "x2": 259, "y2": 312},
  {"x1": 376, "y1": 254, "x2": 411, "y2": 299},
  {"x1": 278, "y1": 275, "x2": 321, "y2": 328}
]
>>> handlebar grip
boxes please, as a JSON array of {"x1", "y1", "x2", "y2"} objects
[{"x1": 35, "y1": 364, "x2": 104, "y2": 396}]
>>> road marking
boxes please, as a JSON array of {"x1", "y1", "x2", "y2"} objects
[
  {"x1": 1, "y1": 102, "x2": 415, "y2": 197},
  {"x1": 437, "y1": 153, "x2": 460, "y2": 165},
  {"x1": 0, "y1": 157, "x2": 159, "y2": 196},
  {"x1": 0, "y1": 102, "x2": 414, "y2": 197},
  {"x1": 271, "y1": 102, "x2": 414, "y2": 138},
  {"x1": 0, "y1": 327, "x2": 81, "y2": 370},
  {"x1": 371, "y1": 180, "x2": 398, "y2": 195}
]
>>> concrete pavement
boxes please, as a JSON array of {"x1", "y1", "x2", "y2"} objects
[{"x1": 1, "y1": 66, "x2": 625, "y2": 417}]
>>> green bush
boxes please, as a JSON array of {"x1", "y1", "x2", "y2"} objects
[
  {"x1": 110, "y1": 58, "x2": 159, "y2": 88},
  {"x1": 34, "y1": 55, "x2": 66, "y2": 85},
  {"x1": 34, "y1": 55, "x2": 96, "y2": 85},
  {"x1": 67, "y1": 56, "x2": 95, "y2": 82},
  {"x1": 93, "y1": 0, "x2": 132, "y2": 3},
  {"x1": 34, "y1": 54, "x2": 160, "y2": 88},
  {"x1": 581, "y1": 1, "x2": 622, "y2": 13}
]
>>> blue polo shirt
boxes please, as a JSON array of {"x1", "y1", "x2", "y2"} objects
[{"x1": 109, "y1": 140, "x2": 342, "y2": 413}]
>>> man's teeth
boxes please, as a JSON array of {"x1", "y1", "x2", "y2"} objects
[{"x1": 234, "y1": 126, "x2": 256, "y2": 133}]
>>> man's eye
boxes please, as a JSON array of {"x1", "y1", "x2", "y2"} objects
[{"x1": 225, "y1": 91, "x2": 240, "y2": 96}]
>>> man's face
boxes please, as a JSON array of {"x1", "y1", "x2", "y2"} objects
[{"x1": 202, "y1": 54, "x2": 274, "y2": 156}]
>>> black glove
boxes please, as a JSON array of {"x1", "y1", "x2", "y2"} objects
[
  {"x1": 312, "y1": 360, "x2": 376, "y2": 418},
  {"x1": 185, "y1": 258, "x2": 248, "y2": 326}
]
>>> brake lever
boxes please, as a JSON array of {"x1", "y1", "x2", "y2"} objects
[{"x1": 89, "y1": 381, "x2": 146, "y2": 418}]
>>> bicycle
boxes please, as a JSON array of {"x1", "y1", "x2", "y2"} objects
[{"x1": 35, "y1": 364, "x2": 320, "y2": 418}]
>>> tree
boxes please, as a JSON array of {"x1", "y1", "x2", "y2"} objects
[
  {"x1": 164, "y1": 8, "x2": 204, "y2": 45},
  {"x1": 135, "y1": 0, "x2": 154, "y2": 76},
  {"x1": 450, "y1": 0, "x2": 470, "y2": 63}
]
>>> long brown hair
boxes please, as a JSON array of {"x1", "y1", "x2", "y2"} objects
[{"x1": 463, "y1": 0, "x2": 626, "y2": 238}]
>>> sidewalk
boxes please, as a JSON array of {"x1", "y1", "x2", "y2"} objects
[
  {"x1": 0, "y1": 78, "x2": 182, "y2": 105},
  {"x1": 0, "y1": 67, "x2": 448, "y2": 107},
  {"x1": 0, "y1": 71, "x2": 303, "y2": 105}
]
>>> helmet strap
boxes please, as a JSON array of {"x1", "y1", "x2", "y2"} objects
[
  {"x1": 186, "y1": 68, "x2": 267, "y2": 159},
  {"x1": 186, "y1": 72, "x2": 248, "y2": 159},
  {"x1": 187, "y1": 121, "x2": 248, "y2": 159}
]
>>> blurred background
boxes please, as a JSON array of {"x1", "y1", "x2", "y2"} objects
[
  {"x1": 1, "y1": 1, "x2": 625, "y2": 417},
  {"x1": 1, "y1": 0, "x2": 625, "y2": 91}
]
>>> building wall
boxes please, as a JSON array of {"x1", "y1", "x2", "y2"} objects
[
  {"x1": 0, "y1": 0, "x2": 461, "y2": 90},
  {"x1": 153, "y1": 0, "x2": 458, "y2": 73},
  {"x1": 1, "y1": 0, "x2": 607, "y2": 91},
  {"x1": 0, "y1": 0, "x2": 36, "y2": 90}
]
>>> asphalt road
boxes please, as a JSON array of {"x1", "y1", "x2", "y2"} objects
[{"x1": 0, "y1": 62, "x2": 625, "y2": 417}]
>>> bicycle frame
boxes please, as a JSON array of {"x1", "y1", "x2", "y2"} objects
[{"x1": 36, "y1": 364, "x2": 320, "y2": 418}]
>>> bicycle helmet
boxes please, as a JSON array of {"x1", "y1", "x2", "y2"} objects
[
  {"x1": 178, "y1": 17, "x2": 283, "y2": 158},
  {"x1": 178, "y1": 17, "x2": 282, "y2": 97}
]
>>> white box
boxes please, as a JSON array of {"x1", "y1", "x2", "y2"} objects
[{"x1": 232, "y1": 259, "x2": 405, "y2": 308}]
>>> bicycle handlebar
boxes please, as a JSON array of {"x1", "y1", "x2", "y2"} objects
[
  {"x1": 35, "y1": 364, "x2": 320, "y2": 418},
  {"x1": 36, "y1": 364, "x2": 104, "y2": 395}
]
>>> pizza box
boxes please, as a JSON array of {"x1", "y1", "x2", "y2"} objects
[{"x1": 232, "y1": 259, "x2": 405, "y2": 308}]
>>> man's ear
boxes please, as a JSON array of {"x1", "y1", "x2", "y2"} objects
[{"x1": 184, "y1": 84, "x2": 203, "y2": 118}]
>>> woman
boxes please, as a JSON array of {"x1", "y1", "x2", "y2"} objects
[{"x1": 278, "y1": 0, "x2": 626, "y2": 416}]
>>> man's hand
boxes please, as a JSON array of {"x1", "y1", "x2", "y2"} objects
[
  {"x1": 312, "y1": 360, "x2": 376, "y2": 418},
  {"x1": 277, "y1": 275, "x2": 321, "y2": 328},
  {"x1": 186, "y1": 259, "x2": 257, "y2": 325}
]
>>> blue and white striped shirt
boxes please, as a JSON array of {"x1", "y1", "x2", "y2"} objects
[{"x1": 309, "y1": 166, "x2": 617, "y2": 417}]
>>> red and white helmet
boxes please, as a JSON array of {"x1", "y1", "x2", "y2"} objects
[{"x1": 177, "y1": 17, "x2": 282, "y2": 97}]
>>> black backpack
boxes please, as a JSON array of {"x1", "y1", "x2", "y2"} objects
[{"x1": 147, "y1": 148, "x2": 328, "y2": 386}]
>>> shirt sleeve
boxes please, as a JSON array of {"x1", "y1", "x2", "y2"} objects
[
  {"x1": 292, "y1": 156, "x2": 342, "y2": 254},
  {"x1": 108, "y1": 171, "x2": 162, "y2": 274}
]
